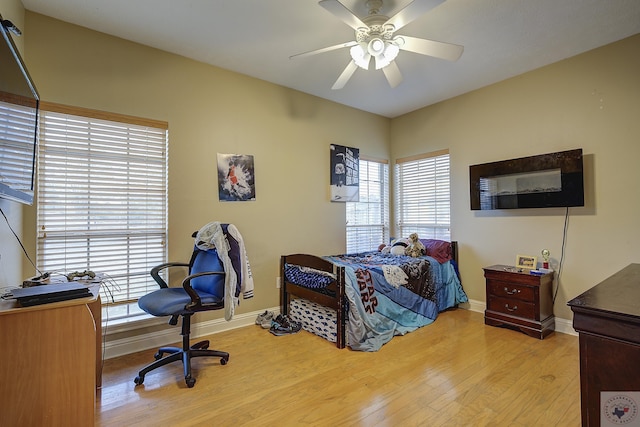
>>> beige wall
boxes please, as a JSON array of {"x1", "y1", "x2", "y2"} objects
[
  {"x1": 20, "y1": 12, "x2": 390, "y2": 324},
  {"x1": 391, "y1": 33, "x2": 640, "y2": 319}
]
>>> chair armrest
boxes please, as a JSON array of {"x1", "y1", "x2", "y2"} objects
[
  {"x1": 183, "y1": 271, "x2": 225, "y2": 310},
  {"x1": 150, "y1": 262, "x2": 190, "y2": 288}
]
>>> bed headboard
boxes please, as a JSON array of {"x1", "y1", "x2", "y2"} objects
[{"x1": 281, "y1": 253, "x2": 335, "y2": 274}]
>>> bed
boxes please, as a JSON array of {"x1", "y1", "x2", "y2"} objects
[{"x1": 280, "y1": 240, "x2": 468, "y2": 351}]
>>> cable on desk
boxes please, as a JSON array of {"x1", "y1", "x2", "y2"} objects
[{"x1": 96, "y1": 273, "x2": 122, "y2": 381}]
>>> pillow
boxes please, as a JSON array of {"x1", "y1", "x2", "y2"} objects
[
  {"x1": 419, "y1": 239, "x2": 452, "y2": 264},
  {"x1": 284, "y1": 264, "x2": 335, "y2": 289}
]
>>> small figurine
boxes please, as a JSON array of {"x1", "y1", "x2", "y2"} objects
[{"x1": 541, "y1": 249, "x2": 550, "y2": 269}]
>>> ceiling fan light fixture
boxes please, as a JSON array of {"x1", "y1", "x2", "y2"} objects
[
  {"x1": 372, "y1": 41, "x2": 400, "y2": 70},
  {"x1": 383, "y1": 43, "x2": 399, "y2": 61},
  {"x1": 367, "y1": 38, "x2": 385, "y2": 56},
  {"x1": 374, "y1": 54, "x2": 388, "y2": 70},
  {"x1": 350, "y1": 44, "x2": 370, "y2": 69}
]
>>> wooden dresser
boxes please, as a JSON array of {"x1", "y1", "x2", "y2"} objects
[
  {"x1": 568, "y1": 263, "x2": 640, "y2": 427},
  {"x1": 483, "y1": 265, "x2": 555, "y2": 339}
]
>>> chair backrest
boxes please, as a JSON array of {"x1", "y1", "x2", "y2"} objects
[{"x1": 189, "y1": 247, "x2": 225, "y2": 299}]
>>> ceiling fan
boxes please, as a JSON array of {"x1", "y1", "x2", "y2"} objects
[{"x1": 290, "y1": 0, "x2": 463, "y2": 90}]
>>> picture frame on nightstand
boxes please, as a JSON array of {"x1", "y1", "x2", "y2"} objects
[{"x1": 515, "y1": 254, "x2": 537, "y2": 270}]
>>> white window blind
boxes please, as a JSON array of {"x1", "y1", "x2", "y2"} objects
[
  {"x1": 36, "y1": 103, "x2": 168, "y2": 310},
  {"x1": 346, "y1": 158, "x2": 389, "y2": 252},
  {"x1": 0, "y1": 96, "x2": 38, "y2": 201},
  {"x1": 395, "y1": 150, "x2": 451, "y2": 240}
]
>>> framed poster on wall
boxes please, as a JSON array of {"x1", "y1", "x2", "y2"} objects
[
  {"x1": 217, "y1": 153, "x2": 256, "y2": 201},
  {"x1": 330, "y1": 144, "x2": 359, "y2": 202}
]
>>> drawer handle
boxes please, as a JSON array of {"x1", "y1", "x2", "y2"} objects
[
  {"x1": 504, "y1": 304, "x2": 518, "y2": 312},
  {"x1": 504, "y1": 287, "x2": 520, "y2": 295}
]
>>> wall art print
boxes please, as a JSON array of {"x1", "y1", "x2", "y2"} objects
[
  {"x1": 217, "y1": 153, "x2": 256, "y2": 202},
  {"x1": 330, "y1": 144, "x2": 359, "y2": 202}
]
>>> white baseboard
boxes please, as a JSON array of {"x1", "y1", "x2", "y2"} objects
[
  {"x1": 461, "y1": 298, "x2": 486, "y2": 313},
  {"x1": 103, "y1": 306, "x2": 281, "y2": 360},
  {"x1": 554, "y1": 316, "x2": 577, "y2": 336},
  {"x1": 464, "y1": 298, "x2": 576, "y2": 336}
]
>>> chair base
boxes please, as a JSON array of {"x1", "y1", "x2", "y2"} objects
[
  {"x1": 134, "y1": 314, "x2": 229, "y2": 388},
  {"x1": 134, "y1": 340, "x2": 229, "y2": 388}
]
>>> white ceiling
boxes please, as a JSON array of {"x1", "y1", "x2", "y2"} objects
[{"x1": 21, "y1": 0, "x2": 640, "y2": 118}]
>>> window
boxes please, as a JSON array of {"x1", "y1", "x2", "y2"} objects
[
  {"x1": 346, "y1": 157, "x2": 389, "y2": 252},
  {"x1": 395, "y1": 149, "x2": 450, "y2": 240},
  {"x1": 36, "y1": 103, "x2": 168, "y2": 321}
]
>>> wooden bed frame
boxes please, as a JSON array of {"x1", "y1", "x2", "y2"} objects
[{"x1": 280, "y1": 241, "x2": 459, "y2": 349}]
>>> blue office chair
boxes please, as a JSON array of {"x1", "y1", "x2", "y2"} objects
[{"x1": 134, "y1": 240, "x2": 229, "y2": 388}]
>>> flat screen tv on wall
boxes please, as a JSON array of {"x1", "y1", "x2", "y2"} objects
[
  {"x1": 469, "y1": 149, "x2": 584, "y2": 210},
  {"x1": 0, "y1": 15, "x2": 40, "y2": 205}
]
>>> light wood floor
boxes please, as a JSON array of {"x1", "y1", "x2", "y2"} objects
[{"x1": 97, "y1": 309, "x2": 581, "y2": 426}]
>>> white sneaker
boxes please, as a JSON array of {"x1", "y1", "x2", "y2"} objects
[{"x1": 255, "y1": 310, "x2": 274, "y2": 328}]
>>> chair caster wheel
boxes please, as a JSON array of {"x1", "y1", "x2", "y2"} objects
[
  {"x1": 134, "y1": 375, "x2": 144, "y2": 385},
  {"x1": 220, "y1": 356, "x2": 229, "y2": 365},
  {"x1": 154, "y1": 352, "x2": 162, "y2": 360},
  {"x1": 185, "y1": 377, "x2": 196, "y2": 388}
]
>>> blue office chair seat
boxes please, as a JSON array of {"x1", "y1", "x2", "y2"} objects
[
  {"x1": 134, "y1": 239, "x2": 229, "y2": 388},
  {"x1": 138, "y1": 288, "x2": 223, "y2": 317}
]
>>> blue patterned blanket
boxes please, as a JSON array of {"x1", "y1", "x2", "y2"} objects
[{"x1": 325, "y1": 252, "x2": 468, "y2": 351}]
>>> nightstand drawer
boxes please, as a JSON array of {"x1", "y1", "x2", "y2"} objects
[
  {"x1": 488, "y1": 281, "x2": 535, "y2": 302},
  {"x1": 488, "y1": 296, "x2": 536, "y2": 319}
]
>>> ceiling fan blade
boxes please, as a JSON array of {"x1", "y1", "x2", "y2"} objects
[
  {"x1": 332, "y1": 60, "x2": 359, "y2": 90},
  {"x1": 384, "y1": 0, "x2": 445, "y2": 31},
  {"x1": 382, "y1": 61, "x2": 403, "y2": 88},
  {"x1": 319, "y1": 0, "x2": 367, "y2": 30},
  {"x1": 397, "y1": 35, "x2": 463, "y2": 61},
  {"x1": 290, "y1": 41, "x2": 358, "y2": 60}
]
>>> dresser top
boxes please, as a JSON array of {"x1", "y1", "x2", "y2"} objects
[{"x1": 567, "y1": 263, "x2": 640, "y2": 319}]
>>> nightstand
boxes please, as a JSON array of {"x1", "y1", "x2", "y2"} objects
[{"x1": 483, "y1": 264, "x2": 555, "y2": 339}]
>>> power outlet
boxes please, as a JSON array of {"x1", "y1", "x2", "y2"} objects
[{"x1": 276, "y1": 277, "x2": 281, "y2": 288}]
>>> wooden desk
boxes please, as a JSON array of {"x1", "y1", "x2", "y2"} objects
[
  {"x1": 0, "y1": 284, "x2": 101, "y2": 426},
  {"x1": 568, "y1": 264, "x2": 640, "y2": 427}
]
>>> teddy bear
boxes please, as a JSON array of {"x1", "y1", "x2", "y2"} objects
[{"x1": 404, "y1": 233, "x2": 426, "y2": 258}]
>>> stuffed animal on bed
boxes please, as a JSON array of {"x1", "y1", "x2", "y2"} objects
[
  {"x1": 379, "y1": 233, "x2": 425, "y2": 257},
  {"x1": 405, "y1": 233, "x2": 426, "y2": 257},
  {"x1": 379, "y1": 237, "x2": 409, "y2": 255}
]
